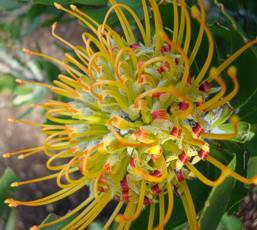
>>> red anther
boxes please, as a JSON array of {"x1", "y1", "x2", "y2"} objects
[
  {"x1": 98, "y1": 174, "x2": 106, "y2": 184},
  {"x1": 122, "y1": 191, "x2": 129, "y2": 203},
  {"x1": 196, "y1": 101, "x2": 204, "y2": 107},
  {"x1": 175, "y1": 58, "x2": 180, "y2": 65},
  {"x1": 178, "y1": 151, "x2": 189, "y2": 164},
  {"x1": 120, "y1": 178, "x2": 129, "y2": 192},
  {"x1": 178, "y1": 102, "x2": 189, "y2": 111},
  {"x1": 160, "y1": 44, "x2": 171, "y2": 54},
  {"x1": 175, "y1": 170, "x2": 185, "y2": 182},
  {"x1": 199, "y1": 81, "x2": 210, "y2": 93},
  {"x1": 112, "y1": 47, "x2": 118, "y2": 52},
  {"x1": 152, "y1": 92, "x2": 164, "y2": 99},
  {"x1": 158, "y1": 63, "x2": 170, "y2": 74},
  {"x1": 170, "y1": 126, "x2": 182, "y2": 138},
  {"x1": 151, "y1": 170, "x2": 162, "y2": 177},
  {"x1": 198, "y1": 150, "x2": 209, "y2": 160},
  {"x1": 151, "y1": 109, "x2": 168, "y2": 120},
  {"x1": 104, "y1": 163, "x2": 111, "y2": 173},
  {"x1": 129, "y1": 158, "x2": 136, "y2": 168},
  {"x1": 192, "y1": 123, "x2": 204, "y2": 137},
  {"x1": 137, "y1": 60, "x2": 144, "y2": 69},
  {"x1": 151, "y1": 184, "x2": 162, "y2": 195},
  {"x1": 98, "y1": 186, "x2": 107, "y2": 192},
  {"x1": 130, "y1": 43, "x2": 140, "y2": 50},
  {"x1": 143, "y1": 197, "x2": 151, "y2": 206}
]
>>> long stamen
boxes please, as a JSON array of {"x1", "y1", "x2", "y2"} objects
[
  {"x1": 5, "y1": 183, "x2": 84, "y2": 207},
  {"x1": 164, "y1": 36, "x2": 190, "y2": 85},
  {"x1": 149, "y1": 0, "x2": 164, "y2": 54},
  {"x1": 103, "y1": 202, "x2": 124, "y2": 230},
  {"x1": 22, "y1": 48, "x2": 63, "y2": 66},
  {"x1": 177, "y1": 0, "x2": 186, "y2": 47},
  {"x1": 148, "y1": 204, "x2": 156, "y2": 230},
  {"x1": 208, "y1": 66, "x2": 239, "y2": 110},
  {"x1": 216, "y1": 38, "x2": 257, "y2": 75},
  {"x1": 186, "y1": 161, "x2": 230, "y2": 186},
  {"x1": 206, "y1": 155, "x2": 257, "y2": 184},
  {"x1": 181, "y1": 0, "x2": 192, "y2": 54},
  {"x1": 189, "y1": 0, "x2": 206, "y2": 66},
  {"x1": 142, "y1": 0, "x2": 151, "y2": 46},
  {"x1": 159, "y1": 192, "x2": 165, "y2": 225},
  {"x1": 153, "y1": 184, "x2": 174, "y2": 230},
  {"x1": 191, "y1": 6, "x2": 214, "y2": 85},
  {"x1": 198, "y1": 68, "x2": 227, "y2": 111},
  {"x1": 2, "y1": 146, "x2": 44, "y2": 159},
  {"x1": 54, "y1": 3, "x2": 98, "y2": 35},
  {"x1": 172, "y1": 0, "x2": 179, "y2": 43},
  {"x1": 35, "y1": 196, "x2": 94, "y2": 229},
  {"x1": 180, "y1": 181, "x2": 199, "y2": 230}
]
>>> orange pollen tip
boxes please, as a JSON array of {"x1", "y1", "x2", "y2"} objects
[
  {"x1": 170, "y1": 127, "x2": 182, "y2": 138},
  {"x1": 30, "y1": 226, "x2": 39, "y2": 230},
  {"x1": 175, "y1": 170, "x2": 185, "y2": 182},
  {"x1": 11, "y1": 182, "x2": 19, "y2": 187},
  {"x1": 2, "y1": 153, "x2": 11, "y2": 158},
  {"x1": 178, "y1": 151, "x2": 189, "y2": 164},
  {"x1": 199, "y1": 81, "x2": 211, "y2": 93},
  {"x1": 198, "y1": 150, "x2": 209, "y2": 160},
  {"x1": 22, "y1": 48, "x2": 31, "y2": 54},
  {"x1": 192, "y1": 123, "x2": 204, "y2": 137},
  {"x1": 178, "y1": 102, "x2": 189, "y2": 111},
  {"x1": 151, "y1": 109, "x2": 168, "y2": 120},
  {"x1": 16, "y1": 79, "x2": 25, "y2": 86},
  {"x1": 157, "y1": 63, "x2": 170, "y2": 74}
]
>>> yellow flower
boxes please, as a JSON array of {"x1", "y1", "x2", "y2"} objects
[{"x1": 3, "y1": 0, "x2": 257, "y2": 229}]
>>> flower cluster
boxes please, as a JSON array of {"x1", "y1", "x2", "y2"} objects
[{"x1": 3, "y1": 0, "x2": 257, "y2": 229}]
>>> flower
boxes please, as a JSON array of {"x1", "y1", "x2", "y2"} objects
[{"x1": 3, "y1": 0, "x2": 257, "y2": 229}]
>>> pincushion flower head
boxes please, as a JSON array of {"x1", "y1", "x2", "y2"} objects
[{"x1": 4, "y1": 0, "x2": 257, "y2": 229}]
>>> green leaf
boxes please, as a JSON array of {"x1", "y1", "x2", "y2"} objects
[
  {"x1": 0, "y1": 75, "x2": 16, "y2": 93},
  {"x1": 218, "y1": 214, "x2": 242, "y2": 230},
  {"x1": 247, "y1": 156, "x2": 257, "y2": 178},
  {"x1": 0, "y1": 168, "x2": 17, "y2": 216},
  {"x1": 199, "y1": 156, "x2": 236, "y2": 230}
]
